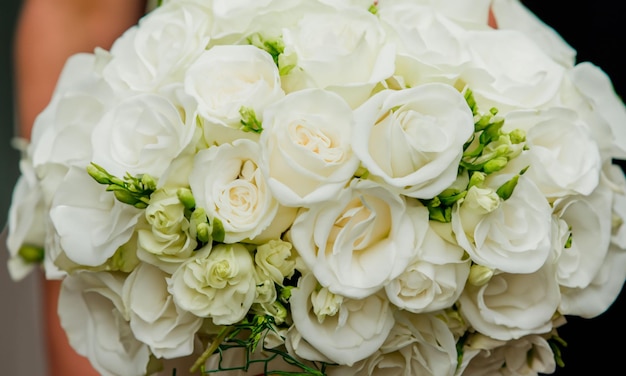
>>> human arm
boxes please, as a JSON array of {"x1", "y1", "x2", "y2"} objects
[{"x1": 13, "y1": 0, "x2": 147, "y2": 374}]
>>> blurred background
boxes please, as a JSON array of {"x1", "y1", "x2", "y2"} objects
[{"x1": 0, "y1": 1, "x2": 624, "y2": 375}]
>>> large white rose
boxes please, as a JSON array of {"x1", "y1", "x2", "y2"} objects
[
  {"x1": 352, "y1": 83, "x2": 474, "y2": 199},
  {"x1": 503, "y1": 108, "x2": 601, "y2": 199},
  {"x1": 327, "y1": 310, "x2": 458, "y2": 376},
  {"x1": 168, "y1": 243, "x2": 256, "y2": 325},
  {"x1": 259, "y1": 88, "x2": 359, "y2": 207},
  {"x1": 460, "y1": 333, "x2": 556, "y2": 376},
  {"x1": 58, "y1": 271, "x2": 151, "y2": 376},
  {"x1": 189, "y1": 139, "x2": 295, "y2": 243},
  {"x1": 49, "y1": 167, "x2": 143, "y2": 267},
  {"x1": 385, "y1": 224, "x2": 470, "y2": 313},
  {"x1": 123, "y1": 263, "x2": 203, "y2": 359},
  {"x1": 461, "y1": 29, "x2": 566, "y2": 112},
  {"x1": 290, "y1": 179, "x2": 429, "y2": 299},
  {"x1": 184, "y1": 45, "x2": 284, "y2": 130},
  {"x1": 289, "y1": 272, "x2": 395, "y2": 366},
  {"x1": 557, "y1": 165, "x2": 626, "y2": 318},
  {"x1": 280, "y1": 6, "x2": 395, "y2": 107},
  {"x1": 452, "y1": 175, "x2": 553, "y2": 274},
  {"x1": 552, "y1": 177, "x2": 612, "y2": 291},
  {"x1": 459, "y1": 263, "x2": 561, "y2": 341},
  {"x1": 103, "y1": 0, "x2": 211, "y2": 93},
  {"x1": 91, "y1": 92, "x2": 196, "y2": 180}
]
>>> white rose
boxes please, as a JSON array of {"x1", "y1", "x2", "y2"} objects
[
  {"x1": 136, "y1": 188, "x2": 198, "y2": 273},
  {"x1": 552, "y1": 178, "x2": 612, "y2": 291},
  {"x1": 254, "y1": 239, "x2": 296, "y2": 285},
  {"x1": 328, "y1": 311, "x2": 458, "y2": 376},
  {"x1": 352, "y1": 84, "x2": 474, "y2": 199},
  {"x1": 561, "y1": 62, "x2": 626, "y2": 160},
  {"x1": 557, "y1": 166, "x2": 624, "y2": 318},
  {"x1": 461, "y1": 333, "x2": 556, "y2": 376},
  {"x1": 58, "y1": 271, "x2": 150, "y2": 376},
  {"x1": 190, "y1": 139, "x2": 294, "y2": 243},
  {"x1": 289, "y1": 272, "x2": 395, "y2": 366},
  {"x1": 378, "y1": 2, "x2": 470, "y2": 69},
  {"x1": 459, "y1": 263, "x2": 561, "y2": 341},
  {"x1": 49, "y1": 167, "x2": 143, "y2": 267},
  {"x1": 461, "y1": 30, "x2": 565, "y2": 112},
  {"x1": 385, "y1": 224, "x2": 470, "y2": 313},
  {"x1": 91, "y1": 93, "x2": 196, "y2": 179},
  {"x1": 30, "y1": 53, "x2": 112, "y2": 169},
  {"x1": 280, "y1": 7, "x2": 395, "y2": 107},
  {"x1": 290, "y1": 179, "x2": 429, "y2": 299},
  {"x1": 103, "y1": 0, "x2": 211, "y2": 93},
  {"x1": 168, "y1": 243, "x2": 256, "y2": 325},
  {"x1": 491, "y1": 0, "x2": 576, "y2": 67},
  {"x1": 503, "y1": 108, "x2": 601, "y2": 199},
  {"x1": 6, "y1": 158, "x2": 46, "y2": 281},
  {"x1": 123, "y1": 263, "x2": 203, "y2": 359},
  {"x1": 260, "y1": 88, "x2": 359, "y2": 207},
  {"x1": 184, "y1": 45, "x2": 284, "y2": 130},
  {"x1": 452, "y1": 175, "x2": 553, "y2": 274}
]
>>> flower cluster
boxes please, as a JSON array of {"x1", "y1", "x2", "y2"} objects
[{"x1": 6, "y1": 0, "x2": 626, "y2": 375}]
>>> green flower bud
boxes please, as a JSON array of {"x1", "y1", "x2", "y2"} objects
[
  {"x1": 469, "y1": 264, "x2": 494, "y2": 286},
  {"x1": 18, "y1": 244, "x2": 44, "y2": 264},
  {"x1": 177, "y1": 188, "x2": 196, "y2": 210},
  {"x1": 140, "y1": 174, "x2": 157, "y2": 192},
  {"x1": 196, "y1": 222, "x2": 211, "y2": 243},
  {"x1": 469, "y1": 171, "x2": 486, "y2": 188},
  {"x1": 87, "y1": 163, "x2": 112, "y2": 185},
  {"x1": 509, "y1": 128, "x2": 526, "y2": 144},
  {"x1": 483, "y1": 156, "x2": 508, "y2": 173}
]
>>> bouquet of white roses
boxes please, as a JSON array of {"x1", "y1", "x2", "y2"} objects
[{"x1": 5, "y1": 0, "x2": 626, "y2": 375}]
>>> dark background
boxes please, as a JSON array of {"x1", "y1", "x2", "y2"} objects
[{"x1": 0, "y1": 1, "x2": 624, "y2": 375}]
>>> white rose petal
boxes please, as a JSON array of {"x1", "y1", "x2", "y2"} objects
[
  {"x1": 103, "y1": 0, "x2": 211, "y2": 93},
  {"x1": 504, "y1": 108, "x2": 602, "y2": 199},
  {"x1": 58, "y1": 271, "x2": 150, "y2": 376},
  {"x1": 123, "y1": 263, "x2": 203, "y2": 358},
  {"x1": 459, "y1": 263, "x2": 561, "y2": 341},
  {"x1": 281, "y1": 7, "x2": 395, "y2": 107},
  {"x1": 49, "y1": 167, "x2": 142, "y2": 267},
  {"x1": 352, "y1": 83, "x2": 474, "y2": 199},
  {"x1": 385, "y1": 224, "x2": 470, "y2": 313},
  {"x1": 91, "y1": 93, "x2": 196, "y2": 179},
  {"x1": 461, "y1": 333, "x2": 556, "y2": 376},
  {"x1": 462, "y1": 30, "x2": 566, "y2": 112},
  {"x1": 184, "y1": 45, "x2": 284, "y2": 129}
]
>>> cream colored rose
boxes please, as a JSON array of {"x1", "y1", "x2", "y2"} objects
[
  {"x1": 289, "y1": 273, "x2": 395, "y2": 366},
  {"x1": 459, "y1": 263, "x2": 561, "y2": 341},
  {"x1": 290, "y1": 179, "x2": 429, "y2": 299},
  {"x1": 137, "y1": 188, "x2": 198, "y2": 273},
  {"x1": 168, "y1": 243, "x2": 256, "y2": 325},
  {"x1": 352, "y1": 83, "x2": 474, "y2": 199},
  {"x1": 254, "y1": 239, "x2": 296, "y2": 285},
  {"x1": 259, "y1": 88, "x2": 359, "y2": 207}
]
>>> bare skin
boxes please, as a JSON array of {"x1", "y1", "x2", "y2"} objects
[{"x1": 14, "y1": 1, "x2": 146, "y2": 374}]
